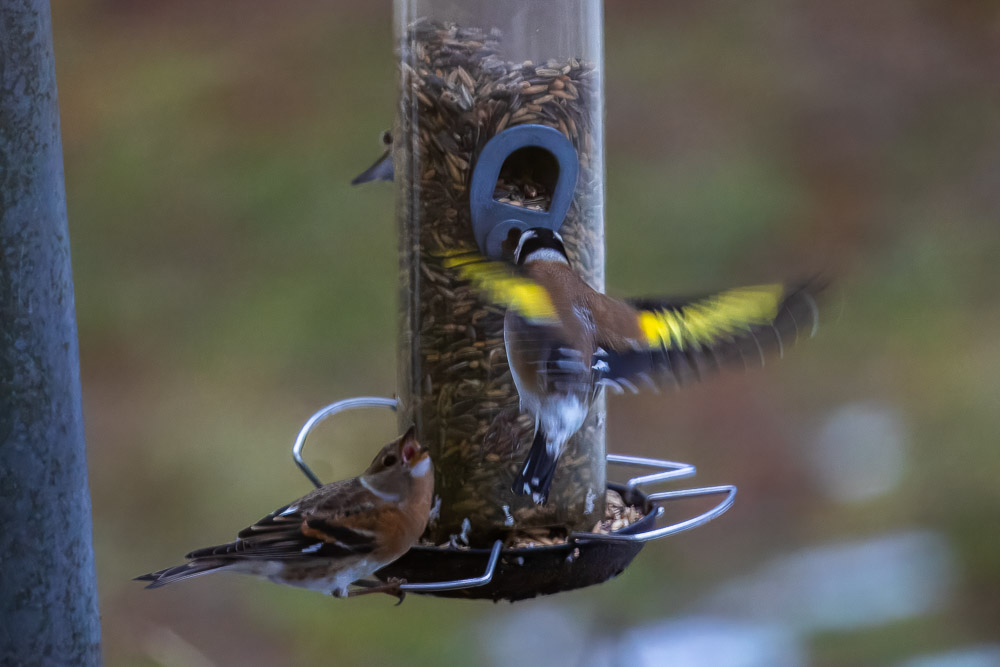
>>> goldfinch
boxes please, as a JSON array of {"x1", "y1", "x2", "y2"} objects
[
  {"x1": 444, "y1": 228, "x2": 822, "y2": 503},
  {"x1": 136, "y1": 427, "x2": 433, "y2": 602}
]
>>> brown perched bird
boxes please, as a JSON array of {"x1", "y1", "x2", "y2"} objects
[
  {"x1": 444, "y1": 228, "x2": 822, "y2": 503},
  {"x1": 136, "y1": 427, "x2": 433, "y2": 602}
]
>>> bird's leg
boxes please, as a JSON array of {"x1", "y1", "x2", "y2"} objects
[{"x1": 345, "y1": 577, "x2": 407, "y2": 605}]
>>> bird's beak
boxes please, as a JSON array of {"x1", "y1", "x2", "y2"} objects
[
  {"x1": 400, "y1": 426, "x2": 429, "y2": 467},
  {"x1": 407, "y1": 448, "x2": 431, "y2": 468}
]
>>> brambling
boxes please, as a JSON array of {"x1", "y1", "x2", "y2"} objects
[
  {"x1": 445, "y1": 227, "x2": 822, "y2": 503},
  {"x1": 137, "y1": 427, "x2": 433, "y2": 602}
]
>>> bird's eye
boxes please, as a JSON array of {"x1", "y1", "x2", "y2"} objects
[{"x1": 382, "y1": 454, "x2": 398, "y2": 467}]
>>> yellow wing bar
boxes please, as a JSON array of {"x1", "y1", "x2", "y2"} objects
[
  {"x1": 637, "y1": 284, "x2": 785, "y2": 351},
  {"x1": 441, "y1": 253, "x2": 559, "y2": 324}
]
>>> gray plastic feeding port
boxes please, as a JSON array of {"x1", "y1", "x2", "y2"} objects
[
  {"x1": 469, "y1": 124, "x2": 579, "y2": 259},
  {"x1": 291, "y1": 397, "x2": 737, "y2": 601}
]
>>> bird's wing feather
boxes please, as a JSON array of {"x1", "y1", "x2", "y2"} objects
[
  {"x1": 505, "y1": 312, "x2": 594, "y2": 396},
  {"x1": 439, "y1": 248, "x2": 822, "y2": 392},
  {"x1": 186, "y1": 480, "x2": 379, "y2": 561},
  {"x1": 440, "y1": 251, "x2": 559, "y2": 325},
  {"x1": 593, "y1": 281, "x2": 823, "y2": 391},
  {"x1": 443, "y1": 251, "x2": 587, "y2": 390}
]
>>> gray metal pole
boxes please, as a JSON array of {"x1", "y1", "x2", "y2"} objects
[{"x1": 0, "y1": 0, "x2": 102, "y2": 664}]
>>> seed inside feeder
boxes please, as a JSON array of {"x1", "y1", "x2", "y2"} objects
[
  {"x1": 424, "y1": 489, "x2": 646, "y2": 550},
  {"x1": 396, "y1": 20, "x2": 606, "y2": 544}
]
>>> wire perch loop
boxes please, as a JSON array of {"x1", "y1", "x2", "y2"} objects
[
  {"x1": 568, "y1": 454, "x2": 737, "y2": 544},
  {"x1": 292, "y1": 396, "x2": 397, "y2": 489},
  {"x1": 292, "y1": 396, "x2": 737, "y2": 599}
]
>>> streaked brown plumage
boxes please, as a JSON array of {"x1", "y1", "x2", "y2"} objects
[
  {"x1": 446, "y1": 228, "x2": 823, "y2": 503},
  {"x1": 136, "y1": 427, "x2": 433, "y2": 601}
]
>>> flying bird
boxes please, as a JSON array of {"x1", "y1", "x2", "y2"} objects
[
  {"x1": 136, "y1": 427, "x2": 433, "y2": 602},
  {"x1": 444, "y1": 228, "x2": 822, "y2": 503}
]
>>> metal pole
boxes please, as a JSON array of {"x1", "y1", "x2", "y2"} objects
[{"x1": 0, "y1": 0, "x2": 102, "y2": 663}]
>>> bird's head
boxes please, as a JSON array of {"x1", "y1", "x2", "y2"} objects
[
  {"x1": 512, "y1": 227, "x2": 569, "y2": 266},
  {"x1": 364, "y1": 426, "x2": 432, "y2": 481}
]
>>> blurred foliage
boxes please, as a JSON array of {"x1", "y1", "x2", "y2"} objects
[{"x1": 50, "y1": 0, "x2": 1000, "y2": 664}]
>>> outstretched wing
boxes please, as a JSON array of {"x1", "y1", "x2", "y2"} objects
[
  {"x1": 440, "y1": 248, "x2": 823, "y2": 393},
  {"x1": 185, "y1": 481, "x2": 379, "y2": 561},
  {"x1": 593, "y1": 282, "x2": 823, "y2": 392},
  {"x1": 440, "y1": 251, "x2": 559, "y2": 325},
  {"x1": 442, "y1": 250, "x2": 595, "y2": 396}
]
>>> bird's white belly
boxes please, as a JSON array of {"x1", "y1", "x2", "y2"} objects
[
  {"x1": 505, "y1": 318, "x2": 590, "y2": 454},
  {"x1": 242, "y1": 559, "x2": 376, "y2": 597},
  {"x1": 290, "y1": 560, "x2": 375, "y2": 597},
  {"x1": 538, "y1": 395, "x2": 589, "y2": 455}
]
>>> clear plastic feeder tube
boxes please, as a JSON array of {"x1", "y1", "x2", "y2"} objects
[{"x1": 394, "y1": 0, "x2": 606, "y2": 544}]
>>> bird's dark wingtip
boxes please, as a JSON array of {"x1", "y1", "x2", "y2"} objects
[
  {"x1": 134, "y1": 560, "x2": 226, "y2": 589},
  {"x1": 134, "y1": 570, "x2": 171, "y2": 589}
]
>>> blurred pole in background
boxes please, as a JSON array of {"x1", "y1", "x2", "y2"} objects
[{"x1": 0, "y1": 0, "x2": 102, "y2": 663}]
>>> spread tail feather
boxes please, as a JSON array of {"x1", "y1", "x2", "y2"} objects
[
  {"x1": 135, "y1": 560, "x2": 228, "y2": 589},
  {"x1": 512, "y1": 428, "x2": 558, "y2": 504}
]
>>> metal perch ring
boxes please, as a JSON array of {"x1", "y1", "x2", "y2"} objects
[{"x1": 291, "y1": 396, "x2": 737, "y2": 599}]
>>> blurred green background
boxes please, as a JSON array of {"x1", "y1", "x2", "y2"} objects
[{"x1": 52, "y1": 1, "x2": 1000, "y2": 665}]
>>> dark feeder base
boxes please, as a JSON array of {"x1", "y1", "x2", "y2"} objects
[{"x1": 375, "y1": 483, "x2": 656, "y2": 602}]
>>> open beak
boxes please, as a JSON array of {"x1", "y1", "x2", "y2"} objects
[
  {"x1": 404, "y1": 444, "x2": 430, "y2": 468},
  {"x1": 400, "y1": 426, "x2": 429, "y2": 467}
]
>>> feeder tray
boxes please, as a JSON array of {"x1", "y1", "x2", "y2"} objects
[
  {"x1": 375, "y1": 481, "x2": 652, "y2": 602},
  {"x1": 292, "y1": 397, "x2": 736, "y2": 602}
]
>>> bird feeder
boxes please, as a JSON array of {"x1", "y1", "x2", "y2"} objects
[
  {"x1": 394, "y1": 0, "x2": 607, "y2": 545},
  {"x1": 292, "y1": 398, "x2": 736, "y2": 601},
  {"x1": 292, "y1": 0, "x2": 739, "y2": 601}
]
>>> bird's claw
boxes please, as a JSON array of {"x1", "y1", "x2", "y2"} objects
[
  {"x1": 386, "y1": 576, "x2": 407, "y2": 606},
  {"x1": 344, "y1": 577, "x2": 408, "y2": 605}
]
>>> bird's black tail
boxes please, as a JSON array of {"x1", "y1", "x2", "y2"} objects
[
  {"x1": 135, "y1": 560, "x2": 228, "y2": 589},
  {"x1": 512, "y1": 428, "x2": 558, "y2": 504}
]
